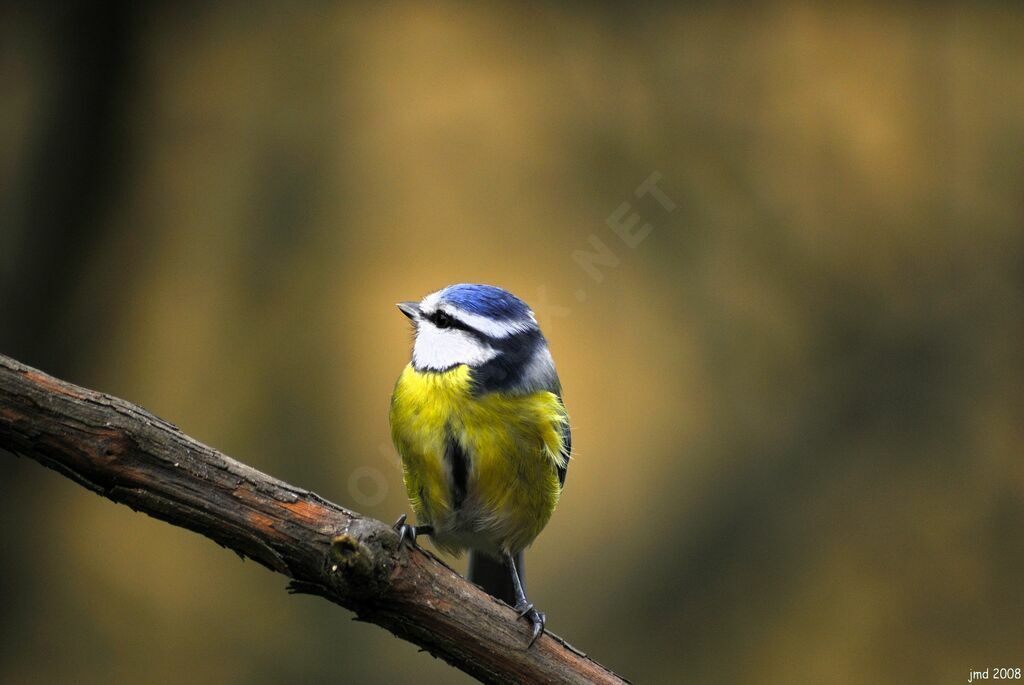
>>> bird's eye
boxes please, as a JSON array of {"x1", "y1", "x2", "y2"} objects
[{"x1": 432, "y1": 311, "x2": 454, "y2": 329}]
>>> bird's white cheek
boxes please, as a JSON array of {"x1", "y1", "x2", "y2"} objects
[{"x1": 413, "y1": 325, "x2": 498, "y2": 370}]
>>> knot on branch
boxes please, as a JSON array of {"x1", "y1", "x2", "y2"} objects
[
  {"x1": 322, "y1": 519, "x2": 394, "y2": 600},
  {"x1": 330, "y1": 533, "x2": 374, "y2": 576}
]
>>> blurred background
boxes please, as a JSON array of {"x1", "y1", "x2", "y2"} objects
[{"x1": 2, "y1": 2, "x2": 1023, "y2": 683}]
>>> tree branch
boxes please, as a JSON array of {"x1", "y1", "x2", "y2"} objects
[{"x1": 0, "y1": 354, "x2": 628, "y2": 685}]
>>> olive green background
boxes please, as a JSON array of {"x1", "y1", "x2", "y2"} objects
[{"x1": 2, "y1": 3, "x2": 1023, "y2": 684}]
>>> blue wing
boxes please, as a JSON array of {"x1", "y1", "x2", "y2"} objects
[
  {"x1": 557, "y1": 410, "x2": 571, "y2": 488},
  {"x1": 547, "y1": 368, "x2": 570, "y2": 489}
]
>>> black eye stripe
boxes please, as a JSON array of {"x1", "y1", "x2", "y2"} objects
[
  {"x1": 427, "y1": 309, "x2": 482, "y2": 336},
  {"x1": 431, "y1": 311, "x2": 454, "y2": 328}
]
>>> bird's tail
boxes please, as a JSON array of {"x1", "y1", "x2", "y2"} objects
[{"x1": 468, "y1": 550, "x2": 522, "y2": 606}]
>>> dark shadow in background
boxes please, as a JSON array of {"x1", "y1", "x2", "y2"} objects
[
  {"x1": 3, "y1": 1, "x2": 139, "y2": 376},
  {"x1": 0, "y1": 0, "x2": 141, "y2": 663}
]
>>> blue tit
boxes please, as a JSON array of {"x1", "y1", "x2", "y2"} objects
[{"x1": 389, "y1": 283, "x2": 571, "y2": 647}]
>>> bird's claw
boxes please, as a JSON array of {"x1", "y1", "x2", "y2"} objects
[
  {"x1": 393, "y1": 514, "x2": 432, "y2": 547},
  {"x1": 393, "y1": 513, "x2": 417, "y2": 547},
  {"x1": 515, "y1": 602, "x2": 545, "y2": 648}
]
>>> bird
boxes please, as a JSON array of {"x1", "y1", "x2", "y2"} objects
[{"x1": 389, "y1": 283, "x2": 571, "y2": 647}]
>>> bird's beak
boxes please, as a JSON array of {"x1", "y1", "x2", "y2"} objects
[{"x1": 396, "y1": 301, "x2": 420, "y2": 320}]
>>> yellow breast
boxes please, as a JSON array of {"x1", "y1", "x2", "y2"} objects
[{"x1": 389, "y1": 363, "x2": 568, "y2": 554}]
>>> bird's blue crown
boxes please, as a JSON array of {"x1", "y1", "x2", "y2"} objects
[{"x1": 439, "y1": 284, "x2": 531, "y2": 321}]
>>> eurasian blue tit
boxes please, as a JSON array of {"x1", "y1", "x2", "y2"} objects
[{"x1": 390, "y1": 283, "x2": 571, "y2": 647}]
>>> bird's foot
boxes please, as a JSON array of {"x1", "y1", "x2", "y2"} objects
[
  {"x1": 392, "y1": 514, "x2": 433, "y2": 547},
  {"x1": 514, "y1": 601, "x2": 546, "y2": 648}
]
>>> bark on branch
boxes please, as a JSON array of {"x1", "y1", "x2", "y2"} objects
[{"x1": 0, "y1": 354, "x2": 627, "y2": 685}]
